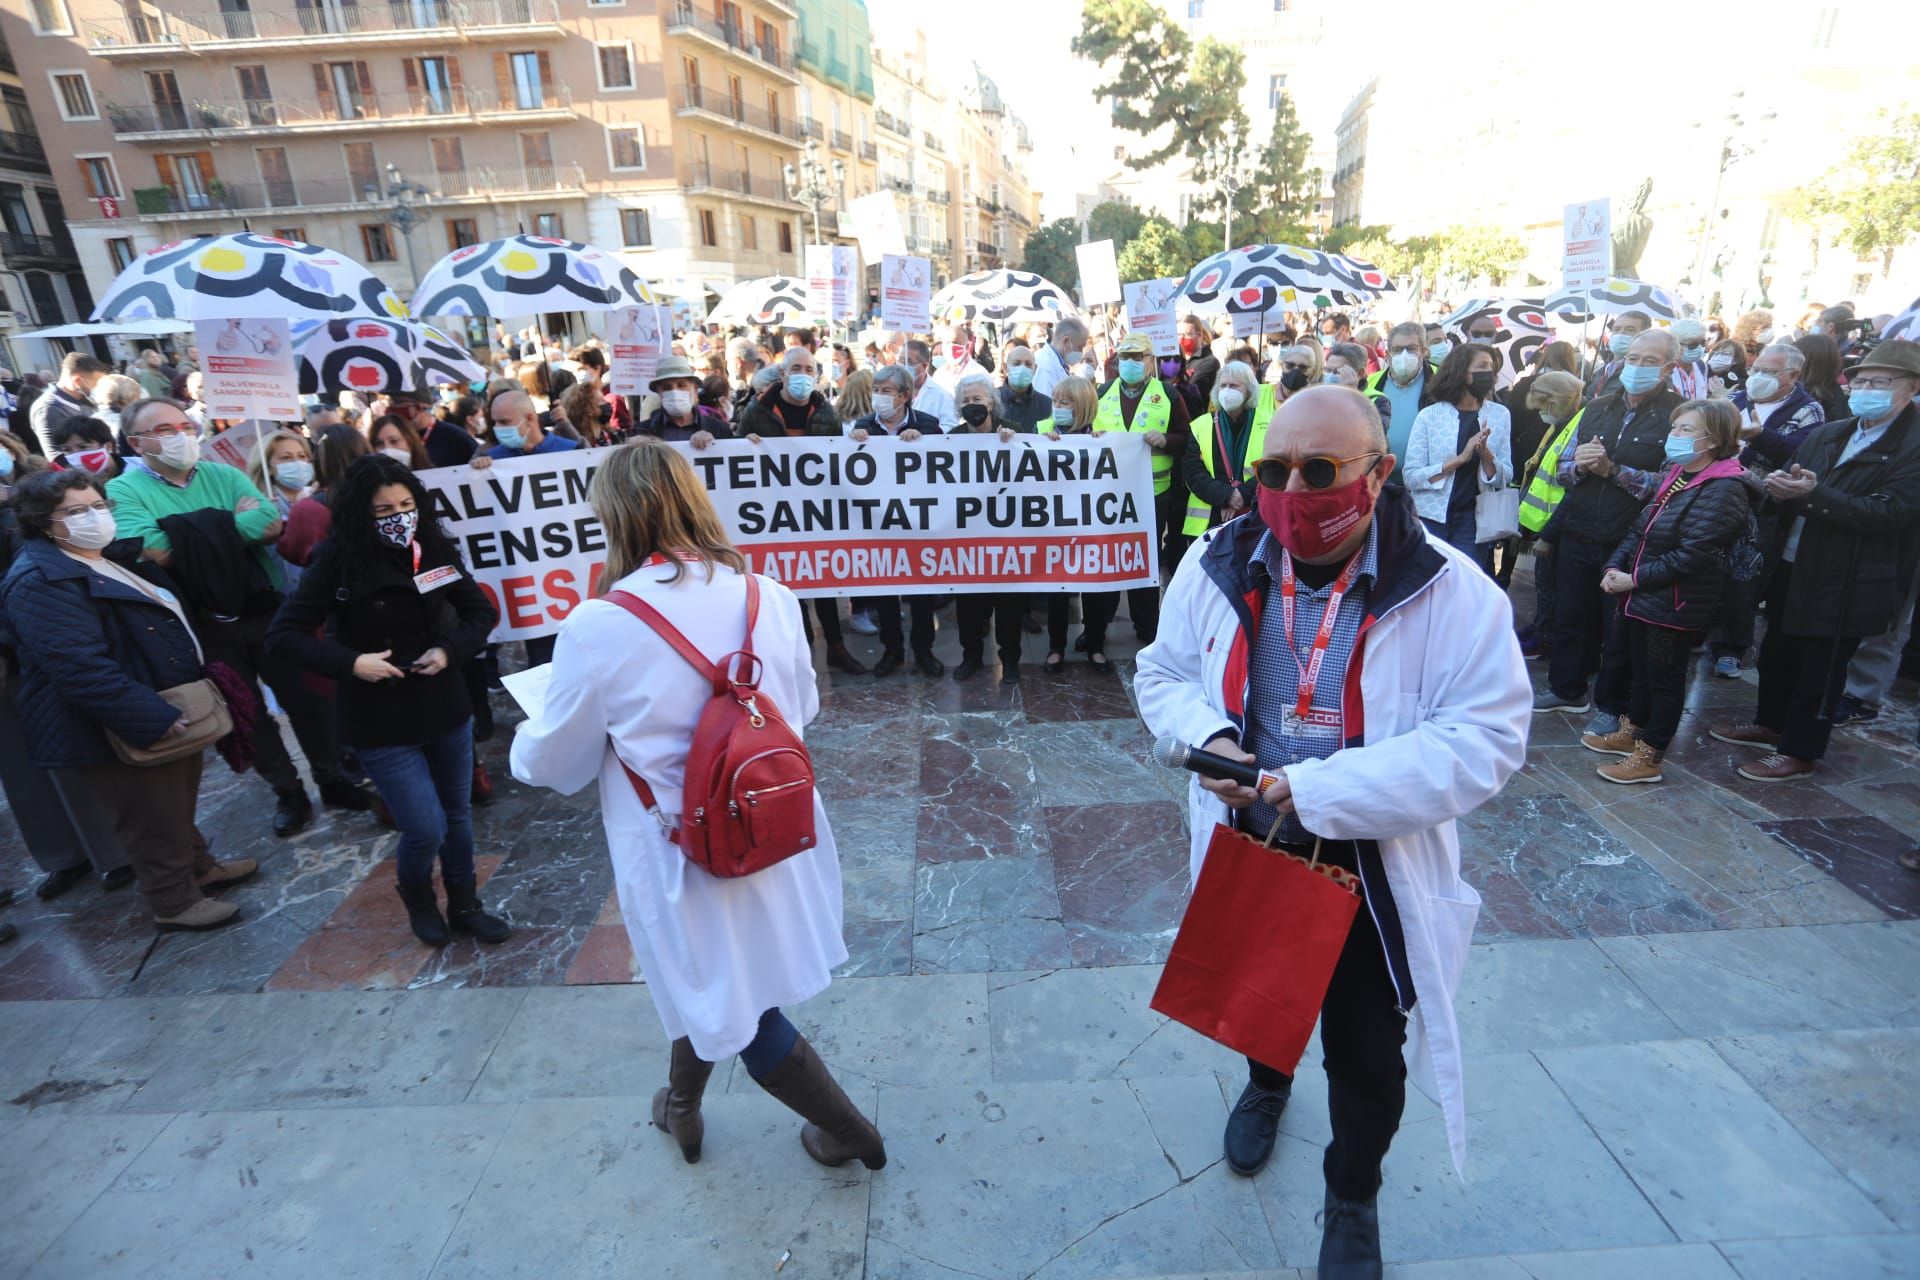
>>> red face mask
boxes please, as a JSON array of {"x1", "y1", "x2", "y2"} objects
[
  {"x1": 1179, "y1": 335, "x2": 1200, "y2": 355},
  {"x1": 1257, "y1": 471, "x2": 1378, "y2": 560}
]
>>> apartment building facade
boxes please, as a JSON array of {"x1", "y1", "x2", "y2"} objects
[
  {"x1": 0, "y1": 0, "x2": 810, "y2": 316},
  {"x1": 0, "y1": 20, "x2": 90, "y2": 373},
  {"x1": 791, "y1": 0, "x2": 872, "y2": 258}
]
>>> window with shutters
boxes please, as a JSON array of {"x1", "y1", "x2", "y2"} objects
[
  {"x1": 430, "y1": 136, "x2": 466, "y2": 194},
  {"x1": 162, "y1": 153, "x2": 217, "y2": 210},
  {"x1": 257, "y1": 146, "x2": 297, "y2": 207},
  {"x1": 146, "y1": 71, "x2": 187, "y2": 131},
  {"x1": 343, "y1": 142, "x2": 379, "y2": 199},
  {"x1": 519, "y1": 131, "x2": 553, "y2": 183},
  {"x1": 699, "y1": 209, "x2": 717, "y2": 248},
  {"x1": 316, "y1": 61, "x2": 374, "y2": 120},
  {"x1": 768, "y1": 91, "x2": 782, "y2": 134},
  {"x1": 532, "y1": 211, "x2": 562, "y2": 238},
  {"x1": 29, "y1": 0, "x2": 71, "y2": 34},
  {"x1": 596, "y1": 42, "x2": 634, "y2": 92},
  {"x1": 608, "y1": 126, "x2": 645, "y2": 171},
  {"x1": 728, "y1": 74, "x2": 743, "y2": 121},
  {"x1": 507, "y1": 51, "x2": 549, "y2": 110},
  {"x1": 50, "y1": 72, "x2": 95, "y2": 121},
  {"x1": 412, "y1": 56, "x2": 456, "y2": 113},
  {"x1": 778, "y1": 221, "x2": 793, "y2": 254},
  {"x1": 361, "y1": 224, "x2": 396, "y2": 262},
  {"x1": 739, "y1": 215, "x2": 757, "y2": 251},
  {"x1": 236, "y1": 65, "x2": 276, "y2": 125},
  {"x1": 77, "y1": 155, "x2": 120, "y2": 198},
  {"x1": 448, "y1": 217, "x2": 479, "y2": 250},
  {"x1": 107, "y1": 237, "x2": 137, "y2": 272},
  {"x1": 272, "y1": 226, "x2": 307, "y2": 243},
  {"x1": 620, "y1": 208, "x2": 651, "y2": 247}
]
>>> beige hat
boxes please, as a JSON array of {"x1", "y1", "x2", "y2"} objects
[{"x1": 649, "y1": 355, "x2": 699, "y2": 390}]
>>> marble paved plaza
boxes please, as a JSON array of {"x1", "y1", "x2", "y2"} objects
[{"x1": 1, "y1": 587, "x2": 1917, "y2": 1279}]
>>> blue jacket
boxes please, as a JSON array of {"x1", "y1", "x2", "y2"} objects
[{"x1": 0, "y1": 538, "x2": 203, "y2": 768}]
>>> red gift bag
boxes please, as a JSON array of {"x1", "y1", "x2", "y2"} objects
[{"x1": 1150, "y1": 821, "x2": 1363, "y2": 1075}]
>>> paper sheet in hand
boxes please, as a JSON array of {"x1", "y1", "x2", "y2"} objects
[{"x1": 500, "y1": 664, "x2": 553, "y2": 721}]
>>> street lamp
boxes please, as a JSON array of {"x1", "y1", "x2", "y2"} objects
[
  {"x1": 783, "y1": 138, "x2": 845, "y2": 247},
  {"x1": 362, "y1": 161, "x2": 434, "y2": 284}
]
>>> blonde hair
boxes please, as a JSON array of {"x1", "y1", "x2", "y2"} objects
[
  {"x1": 247, "y1": 428, "x2": 312, "y2": 495},
  {"x1": 1673, "y1": 398, "x2": 1743, "y2": 461},
  {"x1": 834, "y1": 368, "x2": 873, "y2": 423},
  {"x1": 1287, "y1": 340, "x2": 1326, "y2": 383},
  {"x1": 94, "y1": 373, "x2": 142, "y2": 412},
  {"x1": 591, "y1": 438, "x2": 747, "y2": 589},
  {"x1": 1052, "y1": 374, "x2": 1097, "y2": 430}
]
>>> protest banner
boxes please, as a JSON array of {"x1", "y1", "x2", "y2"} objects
[
  {"x1": 1076, "y1": 240, "x2": 1122, "y2": 306},
  {"x1": 806, "y1": 244, "x2": 859, "y2": 323},
  {"x1": 197, "y1": 317, "x2": 298, "y2": 421},
  {"x1": 607, "y1": 303, "x2": 670, "y2": 395},
  {"x1": 1562, "y1": 198, "x2": 1611, "y2": 293},
  {"x1": 1123, "y1": 278, "x2": 1181, "y2": 355},
  {"x1": 203, "y1": 419, "x2": 265, "y2": 473},
  {"x1": 418, "y1": 435, "x2": 1161, "y2": 642},
  {"x1": 880, "y1": 254, "x2": 932, "y2": 331}
]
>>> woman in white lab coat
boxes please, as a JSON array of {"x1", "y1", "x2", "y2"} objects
[{"x1": 509, "y1": 439, "x2": 883, "y2": 1171}]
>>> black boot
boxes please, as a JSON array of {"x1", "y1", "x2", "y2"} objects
[
  {"x1": 651, "y1": 1037, "x2": 716, "y2": 1164},
  {"x1": 395, "y1": 880, "x2": 449, "y2": 947},
  {"x1": 915, "y1": 650, "x2": 945, "y2": 677},
  {"x1": 755, "y1": 1034, "x2": 886, "y2": 1170},
  {"x1": 272, "y1": 789, "x2": 313, "y2": 838},
  {"x1": 953, "y1": 654, "x2": 982, "y2": 681},
  {"x1": 1224, "y1": 1076, "x2": 1291, "y2": 1175},
  {"x1": 319, "y1": 778, "x2": 374, "y2": 811},
  {"x1": 35, "y1": 864, "x2": 89, "y2": 901},
  {"x1": 1316, "y1": 1190, "x2": 1382, "y2": 1279},
  {"x1": 873, "y1": 648, "x2": 903, "y2": 678},
  {"x1": 444, "y1": 877, "x2": 510, "y2": 943}
]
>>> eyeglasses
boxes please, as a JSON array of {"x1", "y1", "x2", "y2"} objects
[
  {"x1": 1848, "y1": 375, "x2": 1911, "y2": 391},
  {"x1": 1254, "y1": 452, "x2": 1383, "y2": 491},
  {"x1": 56, "y1": 501, "x2": 111, "y2": 517},
  {"x1": 137, "y1": 422, "x2": 191, "y2": 438}
]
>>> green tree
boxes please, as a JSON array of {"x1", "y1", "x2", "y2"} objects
[
  {"x1": 1794, "y1": 110, "x2": 1920, "y2": 277},
  {"x1": 1071, "y1": 0, "x2": 1245, "y2": 178},
  {"x1": 1340, "y1": 235, "x2": 1415, "y2": 278},
  {"x1": 1020, "y1": 217, "x2": 1083, "y2": 289},
  {"x1": 1321, "y1": 224, "x2": 1396, "y2": 256},
  {"x1": 1424, "y1": 224, "x2": 1527, "y2": 284},
  {"x1": 1116, "y1": 216, "x2": 1188, "y2": 281},
  {"x1": 1086, "y1": 200, "x2": 1148, "y2": 253}
]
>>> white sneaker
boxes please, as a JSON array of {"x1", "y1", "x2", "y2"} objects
[{"x1": 847, "y1": 611, "x2": 879, "y2": 636}]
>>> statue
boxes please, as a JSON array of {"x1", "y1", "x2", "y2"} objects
[{"x1": 1611, "y1": 178, "x2": 1654, "y2": 279}]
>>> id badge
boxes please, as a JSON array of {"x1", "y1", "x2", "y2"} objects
[{"x1": 414, "y1": 565, "x2": 459, "y2": 594}]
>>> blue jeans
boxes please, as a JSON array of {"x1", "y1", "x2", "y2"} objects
[
  {"x1": 358, "y1": 720, "x2": 475, "y2": 887},
  {"x1": 1422, "y1": 512, "x2": 1494, "y2": 574}
]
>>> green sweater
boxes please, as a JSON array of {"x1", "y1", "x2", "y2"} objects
[{"x1": 105, "y1": 459, "x2": 284, "y2": 590}]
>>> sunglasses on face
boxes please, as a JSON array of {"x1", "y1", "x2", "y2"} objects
[{"x1": 1255, "y1": 452, "x2": 1383, "y2": 491}]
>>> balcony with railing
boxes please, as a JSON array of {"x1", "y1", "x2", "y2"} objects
[
  {"x1": 875, "y1": 108, "x2": 908, "y2": 138},
  {"x1": 974, "y1": 239, "x2": 999, "y2": 258},
  {"x1": 85, "y1": 0, "x2": 564, "y2": 55},
  {"x1": 123, "y1": 163, "x2": 585, "y2": 219},
  {"x1": 923, "y1": 131, "x2": 945, "y2": 154},
  {"x1": 859, "y1": 140, "x2": 877, "y2": 162},
  {"x1": 680, "y1": 161, "x2": 801, "y2": 209},
  {"x1": 930, "y1": 239, "x2": 951, "y2": 258},
  {"x1": 0, "y1": 230, "x2": 79, "y2": 265},
  {"x1": 829, "y1": 129, "x2": 851, "y2": 153},
  {"x1": 664, "y1": 2, "x2": 796, "y2": 80},
  {"x1": 0, "y1": 130, "x2": 48, "y2": 174},
  {"x1": 677, "y1": 85, "x2": 801, "y2": 144},
  {"x1": 105, "y1": 87, "x2": 572, "y2": 140},
  {"x1": 884, "y1": 175, "x2": 912, "y2": 195},
  {"x1": 800, "y1": 117, "x2": 823, "y2": 141},
  {"x1": 923, "y1": 187, "x2": 951, "y2": 205}
]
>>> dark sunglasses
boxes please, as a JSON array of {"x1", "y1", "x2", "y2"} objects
[{"x1": 1254, "y1": 452, "x2": 1383, "y2": 491}]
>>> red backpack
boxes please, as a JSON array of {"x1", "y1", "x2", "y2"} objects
[{"x1": 606, "y1": 575, "x2": 818, "y2": 878}]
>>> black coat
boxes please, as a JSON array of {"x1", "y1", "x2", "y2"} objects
[
  {"x1": 266, "y1": 536, "x2": 496, "y2": 749},
  {"x1": 0, "y1": 538, "x2": 204, "y2": 767},
  {"x1": 1607, "y1": 462, "x2": 1756, "y2": 632},
  {"x1": 1766, "y1": 404, "x2": 1920, "y2": 639},
  {"x1": 1556, "y1": 385, "x2": 1687, "y2": 545},
  {"x1": 851, "y1": 408, "x2": 942, "y2": 437},
  {"x1": 737, "y1": 387, "x2": 842, "y2": 438}
]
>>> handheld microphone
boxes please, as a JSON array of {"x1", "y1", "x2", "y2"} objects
[{"x1": 1150, "y1": 735, "x2": 1284, "y2": 795}]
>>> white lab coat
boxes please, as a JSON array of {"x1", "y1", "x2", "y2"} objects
[
  {"x1": 509, "y1": 563, "x2": 847, "y2": 1061},
  {"x1": 1134, "y1": 520, "x2": 1531, "y2": 1177},
  {"x1": 913, "y1": 376, "x2": 959, "y2": 430}
]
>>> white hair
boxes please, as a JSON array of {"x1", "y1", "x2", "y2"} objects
[
  {"x1": 1758, "y1": 342, "x2": 1806, "y2": 372},
  {"x1": 1632, "y1": 328, "x2": 1681, "y2": 363},
  {"x1": 873, "y1": 364, "x2": 915, "y2": 396},
  {"x1": 1670, "y1": 318, "x2": 1706, "y2": 344},
  {"x1": 953, "y1": 371, "x2": 995, "y2": 402},
  {"x1": 1211, "y1": 360, "x2": 1261, "y2": 409}
]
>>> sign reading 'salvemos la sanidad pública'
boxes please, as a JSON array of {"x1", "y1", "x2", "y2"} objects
[{"x1": 418, "y1": 434, "x2": 1161, "y2": 642}]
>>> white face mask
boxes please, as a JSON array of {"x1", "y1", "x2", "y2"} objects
[
  {"x1": 380, "y1": 447, "x2": 413, "y2": 467},
  {"x1": 1216, "y1": 386, "x2": 1248, "y2": 413},
  {"x1": 1745, "y1": 372, "x2": 1783, "y2": 403},
  {"x1": 660, "y1": 389, "x2": 694, "y2": 417},
  {"x1": 57, "y1": 506, "x2": 117, "y2": 550},
  {"x1": 146, "y1": 432, "x2": 200, "y2": 470},
  {"x1": 1390, "y1": 350, "x2": 1422, "y2": 380},
  {"x1": 871, "y1": 393, "x2": 896, "y2": 418}
]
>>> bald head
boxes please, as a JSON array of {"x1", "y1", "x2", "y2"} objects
[
  {"x1": 1264, "y1": 385, "x2": 1389, "y2": 458},
  {"x1": 491, "y1": 388, "x2": 534, "y2": 425}
]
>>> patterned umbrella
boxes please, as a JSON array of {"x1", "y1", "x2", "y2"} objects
[
  {"x1": 708, "y1": 276, "x2": 812, "y2": 326},
  {"x1": 409, "y1": 235, "x2": 655, "y2": 318},
  {"x1": 1542, "y1": 278, "x2": 1686, "y2": 324},
  {"x1": 930, "y1": 270, "x2": 1079, "y2": 325},
  {"x1": 92, "y1": 232, "x2": 407, "y2": 323},
  {"x1": 1880, "y1": 295, "x2": 1919, "y2": 344},
  {"x1": 292, "y1": 317, "x2": 486, "y2": 395},
  {"x1": 1177, "y1": 245, "x2": 1393, "y2": 315},
  {"x1": 1441, "y1": 298, "x2": 1556, "y2": 391}
]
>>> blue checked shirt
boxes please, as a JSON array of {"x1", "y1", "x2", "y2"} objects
[{"x1": 1243, "y1": 522, "x2": 1380, "y2": 844}]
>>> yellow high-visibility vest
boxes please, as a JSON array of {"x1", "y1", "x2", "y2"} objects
[
  {"x1": 1184, "y1": 401, "x2": 1276, "y2": 535},
  {"x1": 1519, "y1": 408, "x2": 1585, "y2": 534},
  {"x1": 1095, "y1": 377, "x2": 1173, "y2": 495}
]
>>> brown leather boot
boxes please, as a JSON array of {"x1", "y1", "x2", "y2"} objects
[
  {"x1": 754, "y1": 1034, "x2": 886, "y2": 1170},
  {"x1": 651, "y1": 1037, "x2": 716, "y2": 1164}
]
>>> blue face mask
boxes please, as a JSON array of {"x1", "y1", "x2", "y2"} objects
[
  {"x1": 1848, "y1": 388, "x2": 1895, "y2": 420},
  {"x1": 785, "y1": 373, "x2": 815, "y2": 400},
  {"x1": 1051, "y1": 405, "x2": 1075, "y2": 427},
  {"x1": 1007, "y1": 365, "x2": 1034, "y2": 390},
  {"x1": 1663, "y1": 433, "x2": 1698, "y2": 465},
  {"x1": 1618, "y1": 364, "x2": 1662, "y2": 395},
  {"x1": 495, "y1": 424, "x2": 525, "y2": 450},
  {"x1": 1608, "y1": 332, "x2": 1634, "y2": 357},
  {"x1": 0, "y1": 451, "x2": 12, "y2": 478},
  {"x1": 1117, "y1": 358, "x2": 1147, "y2": 385},
  {"x1": 1680, "y1": 344, "x2": 1706, "y2": 362}
]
